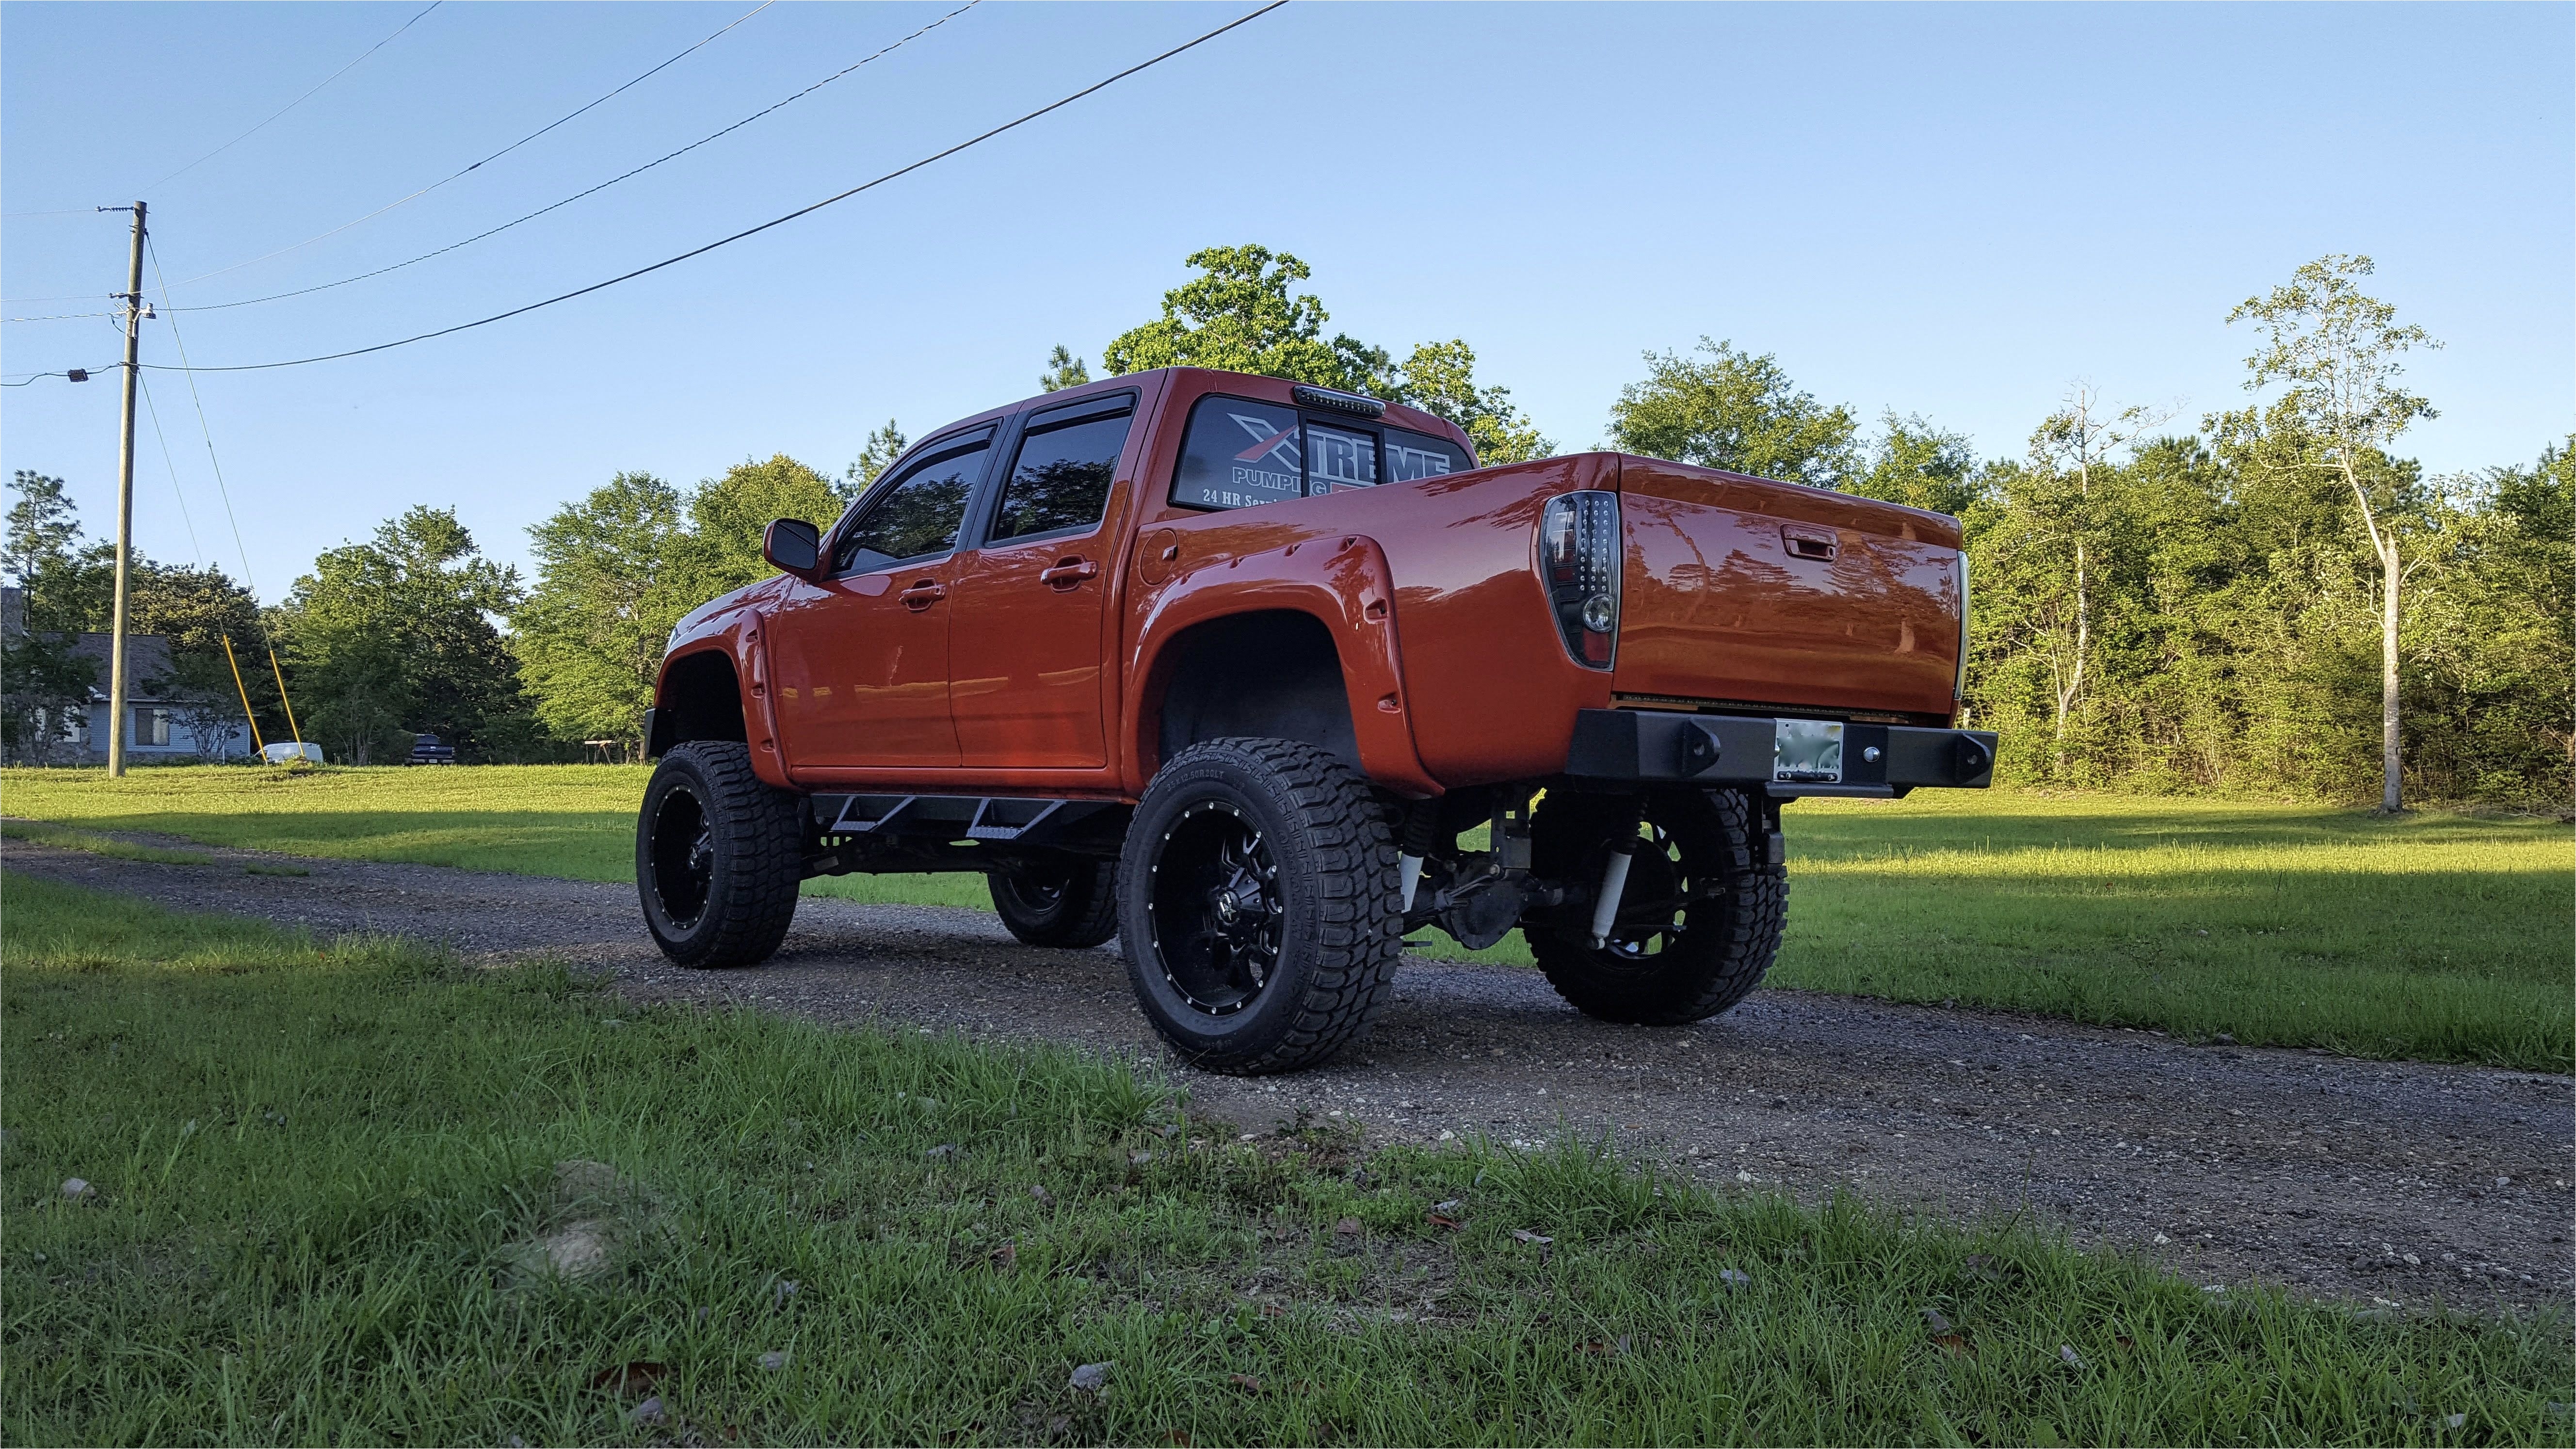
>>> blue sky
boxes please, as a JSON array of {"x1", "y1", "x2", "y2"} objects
[{"x1": 4, "y1": 1, "x2": 2567, "y2": 601}]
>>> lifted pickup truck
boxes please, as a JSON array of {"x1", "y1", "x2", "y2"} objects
[{"x1": 640, "y1": 367, "x2": 1994, "y2": 1073}]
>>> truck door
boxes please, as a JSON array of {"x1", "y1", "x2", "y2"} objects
[
  {"x1": 767, "y1": 430, "x2": 992, "y2": 772},
  {"x1": 947, "y1": 393, "x2": 1138, "y2": 768}
]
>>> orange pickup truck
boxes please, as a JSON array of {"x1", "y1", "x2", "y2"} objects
[{"x1": 639, "y1": 367, "x2": 1995, "y2": 1073}]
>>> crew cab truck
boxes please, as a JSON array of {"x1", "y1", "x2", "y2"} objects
[{"x1": 639, "y1": 367, "x2": 1996, "y2": 1075}]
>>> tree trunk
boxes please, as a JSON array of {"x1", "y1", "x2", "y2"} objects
[{"x1": 2380, "y1": 537, "x2": 2402, "y2": 813}]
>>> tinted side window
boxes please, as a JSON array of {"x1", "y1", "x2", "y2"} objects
[
  {"x1": 1385, "y1": 426, "x2": 1470, "y2": 481},
  {"x1": 1173, "y1": 396, "x2": 1303, "y2": 510},
  {"x1": 991, "y1": 404, "x2": 1133, "y2": 543},
  {"x1": 837, "y1": 441, "x2": 987, "y2": 571}
]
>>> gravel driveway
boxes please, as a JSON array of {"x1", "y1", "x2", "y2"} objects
[{"x1": 7, "y1": 829, "x2": 2568, "y2": 1312}]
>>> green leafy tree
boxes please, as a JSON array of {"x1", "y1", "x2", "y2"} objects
[
  {"x1": 1850, "y1": 412, "x2": 1984, "y2": 516},
  {"x1": 5, "y1": 469, "x2": 114, "y2": 632},
  {"x1": 669, "y1": 455, "x2": 843, "y2": 606},
  {"x1": 0, "y1": 630, "x2": 95, "y2": 765},
  {"x1": 513, "y1": 473, "x2": 686, "y2": 752},
  {"x1": 1606, "y1": 338, "x2": 1858, "y2": 487},
  {"x1": 1103, "y1": 244, "x2": 1392, "y2": 394},
  {"x1": 1392, "y1": 339, "x2": 1553, "y2": 465},
  {"x1": 2019, "y1": 386, "x2": 2163, "y2": 762},
  {"x1": 2221, "y1": 255, "x2": 2438, "y2": 812},
  {"x1": 277, "y1": 507, "x2": 526, "y2": 763},
  {"x1": 1039, "y1": 346, "x2": 1091, "y2": 394}
]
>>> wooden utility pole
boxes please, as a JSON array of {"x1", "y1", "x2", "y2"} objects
[{"x1": 105, "y1": 200, "x2": 146, "y2": 777}]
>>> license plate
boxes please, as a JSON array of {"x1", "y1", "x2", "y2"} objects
[{"x1": 1773, "y1": 718, "x2": 1845, "y2": 784}]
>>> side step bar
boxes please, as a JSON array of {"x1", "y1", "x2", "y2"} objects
[{"x1": 811, "y1": 792, "x2": 1124, "y2": 846}]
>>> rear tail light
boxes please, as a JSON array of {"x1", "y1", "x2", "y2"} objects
[{"x1": 1539, "y1": 490, "x2": 1621, "y2": 670}]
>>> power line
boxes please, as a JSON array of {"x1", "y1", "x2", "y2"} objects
[
  {"x1": 5, "y1": 310, "x2": 124, "y2": 323},
  {"x1": 161, "y1": 0, "x2": 778, "y2": 294},
  {"x1": 162, "y1": 0, "x2": 973, "y2": 314},
  {"x1": 140, "y1": 1, "x2": 445, "y2": 194},
  {"x1": 136, "y1": 2, "x2": 1288, "y2": 375}
]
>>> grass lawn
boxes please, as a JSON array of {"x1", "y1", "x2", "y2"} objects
[
  {"x1": 4, "y1": 766, "x2": 2567, "y2": 1071},
  {"x1": 5, "y1": 873, "x2": 2566, "y2": 1447}
]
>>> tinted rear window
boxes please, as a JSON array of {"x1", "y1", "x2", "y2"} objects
[{"x1": 1170, "y1": 396, "x2": 1473, "y2": 511}]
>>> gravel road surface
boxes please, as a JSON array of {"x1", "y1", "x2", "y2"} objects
[{"x1": 7, "y1": 829, "x2": 2568, "y2": 1311}]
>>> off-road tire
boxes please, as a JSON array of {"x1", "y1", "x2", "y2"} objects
[
  {"x1": 1526, "y1": 787, "x2": 1785, "y2": 1025},
  {"x1": 1117, "y1": 738, "x2": 1403, "y2": 1075},
  {"x1": 636, "y1": 741, "x2": 802, "y2": 968},
  {"x1": 989, "y1": 855, "x2": 1120, "y2": 949}
]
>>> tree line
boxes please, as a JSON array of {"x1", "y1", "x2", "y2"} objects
[{"x1": 5, "y1": 246, "x2": 2563, "y2": 804}]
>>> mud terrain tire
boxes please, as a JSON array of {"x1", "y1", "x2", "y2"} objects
[
  {"x1": 1118, "y1": 738, "x2": 1402, "y2": 1075},
  {"x1": 637, "y1": 741, "x2": 802, "y2": 968},
  {"x1": 1527, "y1": 787, "x2": 1785, "y2": 1025}
]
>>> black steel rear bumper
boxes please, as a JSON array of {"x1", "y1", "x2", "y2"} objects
[{"x1": 1564, "y1": 708, "x2": 1996, "y2": 797}]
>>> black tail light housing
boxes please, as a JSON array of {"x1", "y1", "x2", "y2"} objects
[{"x1": 1538, "y1": 490, "x2": 1620, "y2": 670}]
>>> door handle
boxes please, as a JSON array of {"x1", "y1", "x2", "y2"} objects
[
  {"x1": 898, "y1": 579, "x2": 947, "y2": 611},
  {"x1": 1039, "y1": 557, "x2": 1099, "y2": 590}
]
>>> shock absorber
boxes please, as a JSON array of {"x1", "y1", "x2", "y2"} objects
[
  {"x1": 1396, "y1": 799, "x2": 1442, "y2": 913},
  {"x1": 1588, "y1": 826, "x2": 1643, "y2": 950}
]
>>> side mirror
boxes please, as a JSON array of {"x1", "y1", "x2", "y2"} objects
[{"x1": 762, "y1": 518, "x2": 821, "y2": 578}]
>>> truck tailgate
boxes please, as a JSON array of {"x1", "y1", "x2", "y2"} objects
[{"x1": 1614, "y1": 457, "x2": 1964, "y2": 721}]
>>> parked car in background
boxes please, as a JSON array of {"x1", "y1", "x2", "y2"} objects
[
  {"x1": 639, "y1": 366, "x2": 1996, "y2": 1074},
  {"x1": 406, "y1": 734, "x2": 458, "y2": 766},
  {"x1": 261, "y1": 742, "x2": 323, "y2": 765}
]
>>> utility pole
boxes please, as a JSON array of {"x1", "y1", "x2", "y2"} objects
[{"x1": 105, "y1": 200, "x2": 146, "y2": 777}]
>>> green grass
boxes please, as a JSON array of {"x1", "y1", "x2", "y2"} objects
[
  {"x1": 5, "y1": 767, "x2": 2568, "y2": 1070},
  {"x1": 6, "y1": 873, "x2": 2566, "y2": 1447},
  {"x1": 0, "y1": 819, "x2": 216, "y2": 867}
]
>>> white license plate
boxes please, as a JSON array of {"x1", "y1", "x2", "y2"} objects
[{"x1": 1773, "y1": 718, "x2": 1845, "y2": 783}]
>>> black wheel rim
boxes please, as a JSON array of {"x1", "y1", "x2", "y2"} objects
[
  {"x1": 1598, "y1": 818, "x2": 1693, "y2": 963},
  {"x1": 648, "y1": 783, "x2": 715, "y2": 931},
  {"x1": 1147, "y1": 799, "x2": 1282, "y2": 1016},
  {"x1": 998, "y1": 866, "x2": 1070, "y2": 917}
]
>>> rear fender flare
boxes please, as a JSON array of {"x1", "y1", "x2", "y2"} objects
[{"x1": 1125, "y1": 534, "x2": 1438, "y2": 797}]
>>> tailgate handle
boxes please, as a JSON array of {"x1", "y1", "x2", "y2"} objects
[{"x1": 1783, "y1": 527, "x2": 1837, "y2": 562}]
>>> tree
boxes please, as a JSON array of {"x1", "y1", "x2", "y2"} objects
[
  {"x1": 1391, "y1": 339, "x2": 1553, "y2": 465},
  {"x1": 0, "y1": 630, "x2": 95, "y2": 765},
  {"x1": 278, "y1": 507, "x2": 526, "y2": 763},
  {"x1": 1605, "y1": 338, "x2": 1857, "y2": 487},
  {"x1": 2021, "y1": 385, "x2": 2161, "y2": 763},
  {"x1": 669, "y1": 455, "x2": 843, "y2": 606},
  {"x1": 1039, "y1": 346, "x2": 1091, "y2": 393},
  {"x1": 842, "y1": 422, "x2": 908, "y2": 502},
  {"x1": 2223, "y1": 255, "x2": 2438, "y2": 812},
  {"x1": 165, "y1": 650, "x2": 250, "y2": 761},
  {"x1": 1849, "y1": 412, "x2": 1984, "y2": 516},
  {"x1": 6, "y1": 469, "x2": 113, "y2": 632},
  {"x1": 514, "y1": 473, "x2": 686, "y2": 752},
  {"x1": 1102, "y1": 244, "x2": 1393, "y2": 394}
]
